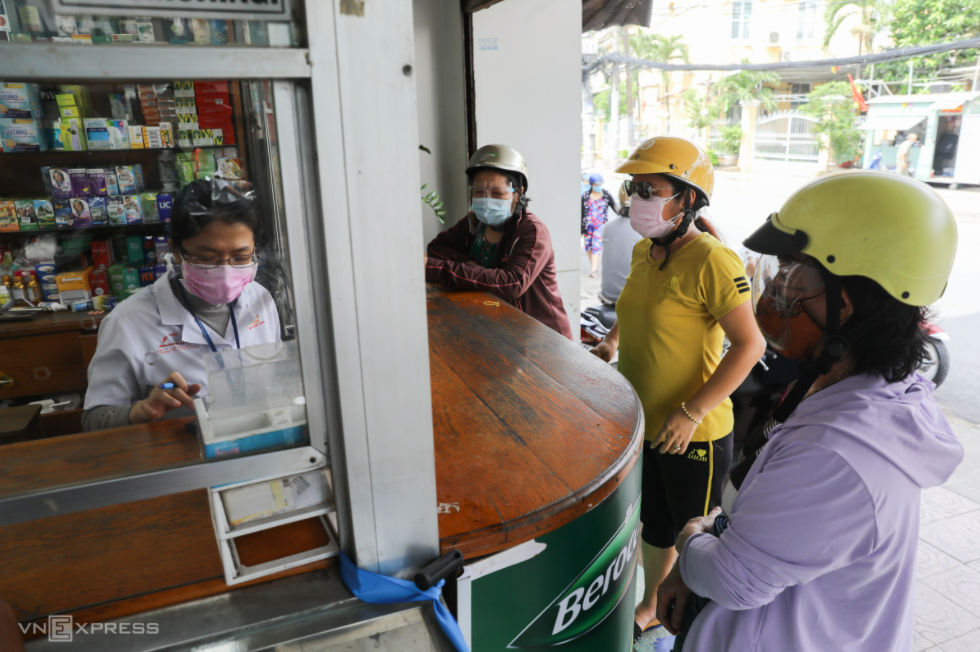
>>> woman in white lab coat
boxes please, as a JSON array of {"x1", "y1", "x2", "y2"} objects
[{"x1": 82, "y1": 179, "x2": 282, "y2": 432}]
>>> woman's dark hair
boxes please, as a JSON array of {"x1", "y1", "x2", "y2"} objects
[
  {"x1": 837, "y1": 273, "x2": 931, "y2": 382},
  {"x1": 170, "y1": 179, "x2": 265, "y2": 249}
]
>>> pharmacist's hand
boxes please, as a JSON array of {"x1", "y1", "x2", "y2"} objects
[
  {"x1": 654, "y1": 408, "x2": 699, "y2": 455},
  {"x1": 590, "y1": 340, "x2": 617, "y2": 363},
  {"x1": 424, "y1": 255, "x2": 428, "y2": 266},
  {"x1": 129, "y1": 371, "x2": 201, "y2": 425},
  {"x1": 656, "y1": 563, "x2": 692, "y2": 636}
]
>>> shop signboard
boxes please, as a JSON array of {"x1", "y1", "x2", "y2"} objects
[
  {"x1": 470, "y1": 461, "x2": 641, "y2": 651},
  {"x1": 51, "y1": 0, "x2": 289, "y2": 21}
]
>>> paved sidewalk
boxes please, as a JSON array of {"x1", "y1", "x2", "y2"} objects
[{"x1": 915, "y1": 483, "x2": 980, "y2": 650}]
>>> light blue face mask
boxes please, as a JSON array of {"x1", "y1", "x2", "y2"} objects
[
  {"x1": 592, "y1": 184, "x2": 602, "y2": 193},
  {"x1": 472, "y1": 197, "x2": 513, "y2": 226}
]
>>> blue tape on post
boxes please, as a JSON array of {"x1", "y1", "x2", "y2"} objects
[{"x1": 339, "y1": 553, "x2": 469, "y2": 652}]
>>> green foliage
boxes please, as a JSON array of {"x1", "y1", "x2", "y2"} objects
[
  {"x1": 719, "y1": 125, "x2": 744, "y2": 156},
  {"x1": 683, "y1": 88, "x2": 721, "y2": 131},
  {"x1": 823, "y1": 0, "x2": 886, "y2": 54},
  {"x1": 715, "y1": 65, "x2": 780, "y2": 113},
  {"x1": 629, "y1": 32, "x2": 690, "y2": 124},
  {"x1": 593, "y1": 79, "x2": 628, "y2": 121},
  {"x1": 418, "y1": 145, "x2": 446, "y2": 223},
  {"x1": 706, "y1": 149, "x2": 721, "y2": 166},
  {"x1": 630, "y1": 32, "x2": 690, "y2": 67},
  {"x1": 800, "y1": 82, "x2": 863, "y2": 164},
  {"x1": 420, "y1": 184, "x2": 446, "y2": 223},
  {"x1": 878, "y1": 0, "x2": 980, "y2": 82}
]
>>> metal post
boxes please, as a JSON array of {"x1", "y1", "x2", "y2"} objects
[
  {"x1": 973, "y1": 51, "x2": 980, "y2": 91},
  {"x1": 908, "y1": 60, "x2": 913, "y2": 95}
]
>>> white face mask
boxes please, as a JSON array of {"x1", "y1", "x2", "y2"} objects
[{"x1": 629, "y1": 193, "x2": 681, "y2": 239}]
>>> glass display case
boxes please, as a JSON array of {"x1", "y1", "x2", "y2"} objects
[
  {"x1": 0, "y1": 1, "x2": 297, "y2": 47},
  {"x1": 0, "y1": 4, "x2": 441, "y2": 639}
]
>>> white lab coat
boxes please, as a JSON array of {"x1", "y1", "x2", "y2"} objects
[{"x1": 84, "y1": 270, "x2": 282, "y2": 419}]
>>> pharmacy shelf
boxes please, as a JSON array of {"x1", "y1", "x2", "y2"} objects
[
  {"x1": 0, "y1": 147, "x2": 223, "y2": 156},
  {"x1": 0, "y1": 45, "x2": 310, "y2": 82},
  {"x1": 0, "y1": 223, "x2": 168, "y2": 237}
]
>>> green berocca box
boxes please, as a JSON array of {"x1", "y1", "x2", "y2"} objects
[
  {"x1": 126, "y1": 236, "x2": 144, "y2": 265},
  {"x1": 122, "y1": 267, "x2": 140, "y2": 293}
]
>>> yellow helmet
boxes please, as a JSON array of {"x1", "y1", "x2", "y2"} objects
[
  {"x1": 616, "y1": 136, "x2": 714, "y2": 205},
  {"x1": 744, "y1": 171, "x2": 957, "y2": 306}
]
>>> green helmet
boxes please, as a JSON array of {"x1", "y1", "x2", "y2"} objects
[
  {"x1": 466, "y1": 144, "x2": 529, "y2": 191},
  {"x1": 744, "y1": 171, "x2": 957, "y2": 306}
]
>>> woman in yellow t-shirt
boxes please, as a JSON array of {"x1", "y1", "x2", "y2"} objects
[{"x1": 591, "y1": 137, "x2": 766, "y2": 637}]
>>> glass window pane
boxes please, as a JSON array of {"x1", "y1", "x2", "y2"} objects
[
  {"x1": 0, "y1": 78, "x2": 307, "y2": 466},
  {"x1": 0, "y1": 5, "x2": 297, "y2": 47}
]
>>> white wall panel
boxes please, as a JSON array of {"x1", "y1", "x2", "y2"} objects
[{"x1": 472, "y1": 0, "x2": 582, "y2": 331}]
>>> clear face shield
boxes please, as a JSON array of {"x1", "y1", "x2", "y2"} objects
[
  {"x1": 751, "y1": 255, "x2": 827, "y2": 359},
  {"x1": 468, "y1": 180, "x2": 517, "y2": 227}
]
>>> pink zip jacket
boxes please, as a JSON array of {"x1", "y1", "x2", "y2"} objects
[
  {"x1": 426, "y1": 210, "x2": 572, "y2": 339},
  {"x1": 679, "y1": 372, "x2": 963, "y2": 652}
]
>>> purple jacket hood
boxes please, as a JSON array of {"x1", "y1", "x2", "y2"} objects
[{"x1": 776, "y1": 371, "x2": 961, "y2": 489}]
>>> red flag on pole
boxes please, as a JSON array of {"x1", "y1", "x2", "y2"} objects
[{"x1": 848, "y1": 74, "x2": 869, "y2": 112}]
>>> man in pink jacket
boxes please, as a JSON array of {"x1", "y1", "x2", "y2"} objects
[{"x1": 658, "y1": 172, "x2": 963, "y2": 652}]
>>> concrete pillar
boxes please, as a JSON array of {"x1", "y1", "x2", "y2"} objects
[{"x1": 739, "y1": 99, "x2": 760, "y2": 173}]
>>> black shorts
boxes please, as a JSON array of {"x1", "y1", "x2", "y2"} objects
[{"x1": 640, "y1": 433, "x2": 734, "y2": 549}]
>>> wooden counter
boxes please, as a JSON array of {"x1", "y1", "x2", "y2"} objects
[
  {"x1": 0, "y1": 309, "x2": 106, "y2": 400},
  {"x1": 0, "y1": 286, "x2": 642, "y2": 631},
  {"x1": 428, "y1": 285, "x2": 644, "y2": 558}
]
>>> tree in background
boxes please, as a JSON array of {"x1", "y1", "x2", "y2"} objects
[
  {"x1": 684, "y1": 87, "x2": 721, "y2": 132},
  {"x1": 800, "y1": 82, "x2": 863, "y2": 165},
  {"x1": 878, "y1": 0, "x2": 980, "y2": 83},
  {"x1": 630, "y1": 32, "x2": 690, "y2": 132},
  {"x1": 822, "y1": 0, "x2": 885, "y2": 55},
  {"x1": 593, "y1": 79, "x2": 628, "y2": 121},
  {"x1": 715, "y1": 66, "x2": 780, "y2": 113}
]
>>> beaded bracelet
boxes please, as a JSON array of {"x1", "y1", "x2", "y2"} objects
[{"x1": 680, "y1": 402, "x2": 702, "y2": 425}]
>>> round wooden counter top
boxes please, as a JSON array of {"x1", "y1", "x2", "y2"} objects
[{"x1": 427, "y1": 285, "x2": 644, "y2": 559}]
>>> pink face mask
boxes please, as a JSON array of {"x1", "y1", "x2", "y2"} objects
[
  {"x1": 181, "y1": 261, "x2": 257, "y2": 305},
  {"x1": 629, "y1": 193, "x2": 681, "y2": 239}
]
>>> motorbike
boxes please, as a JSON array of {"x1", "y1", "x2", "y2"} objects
[
  {"x1": 580, "y1": 304, "x2": 616, "y2": 346},
  {"x1": 920, "y1": 321, "x2": 951, "y2": 388}
]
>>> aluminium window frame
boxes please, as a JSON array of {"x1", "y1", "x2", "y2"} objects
[
  {"x1": 0, "y1": 0, "x2": 441, "y2": 581},
  {"x1": 731, "y1": 0, "x2": 753, "y2": 40},
  {"x1": 0, "y1": 51, "x2": 331, "y2": 523}
]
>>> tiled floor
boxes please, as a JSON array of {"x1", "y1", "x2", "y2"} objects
[
  {"x1": 632, "y1": 487, "x2": 980, "y2": 651},
  {"x1": 914, "y1": 486, "x2": 980, "y2": 651}
]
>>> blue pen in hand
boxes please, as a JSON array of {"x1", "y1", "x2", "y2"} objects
[{"x1": 158, "y1": 383, "x2": 176, "y2": 390}]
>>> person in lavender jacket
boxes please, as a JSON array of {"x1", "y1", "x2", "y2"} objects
[{"x1": 657, "y1": 172, "x2": 963, "y2": 652}]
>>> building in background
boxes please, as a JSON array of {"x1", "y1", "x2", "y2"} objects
[{"x1": 584, "y1": 0, "x2": 876, "y2": 162}]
